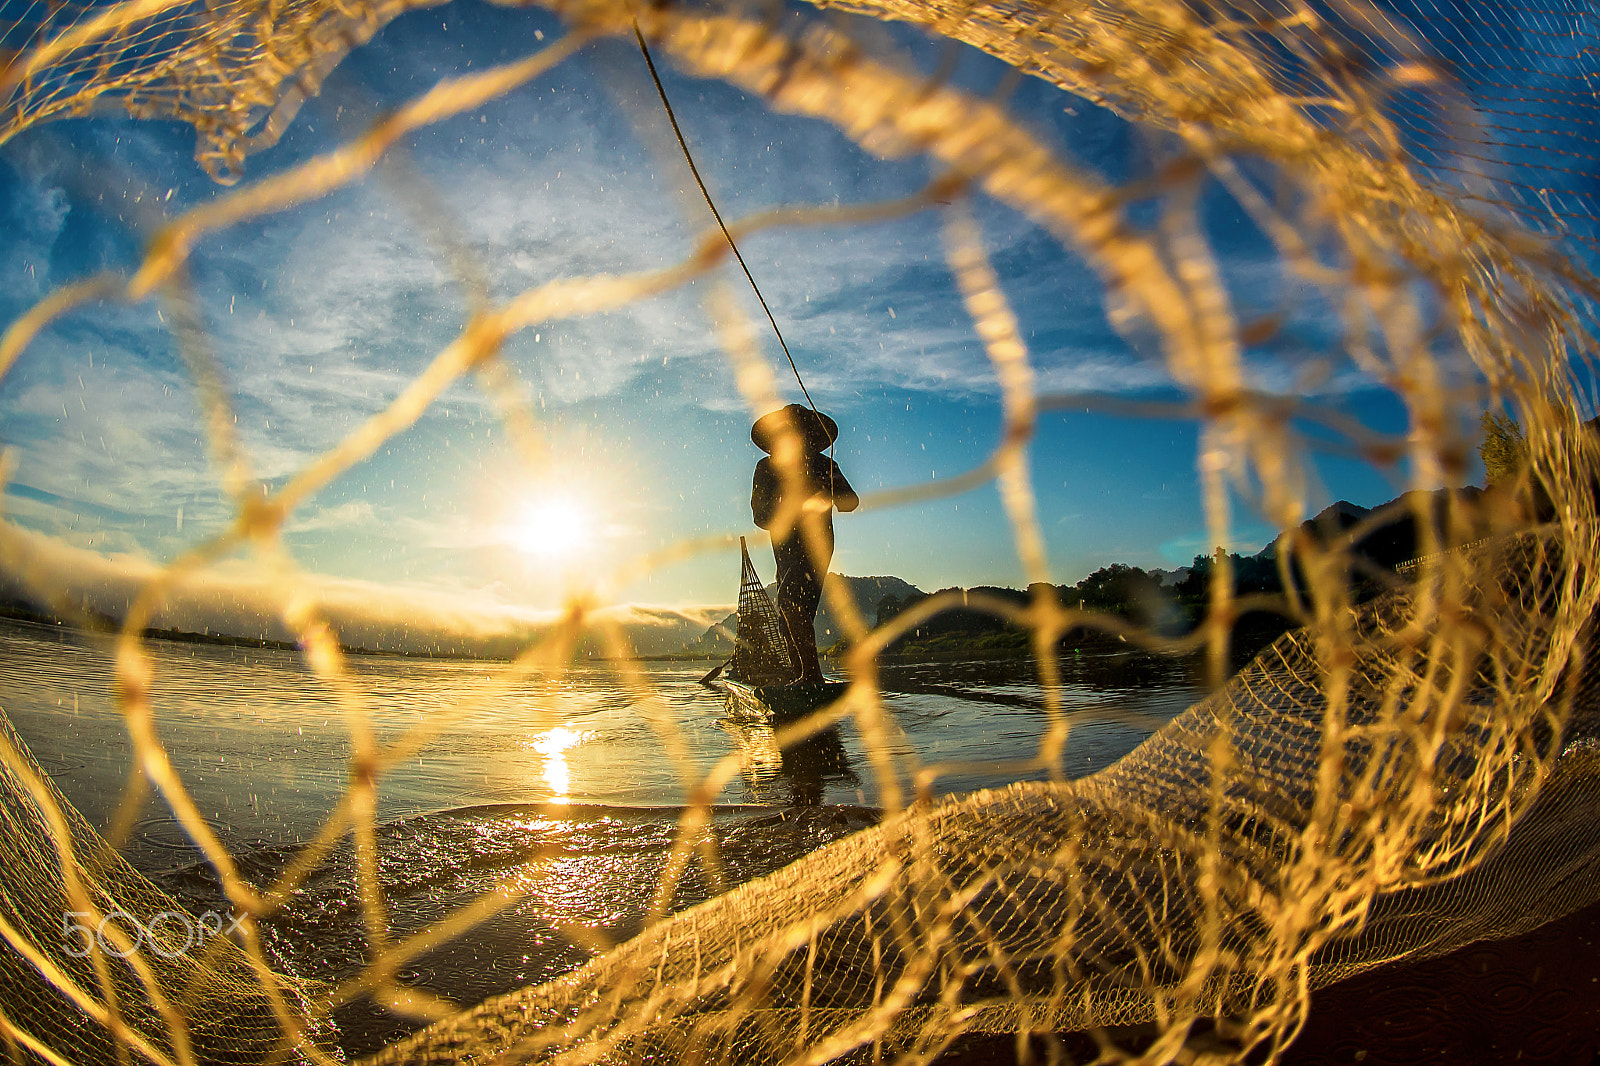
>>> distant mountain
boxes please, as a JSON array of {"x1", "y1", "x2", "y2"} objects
[
  {"x1": 681, "y1": 485, "x2": 1504, "y2": 664},
  {"x1": 680, "y1": 574, "x2": 924, "y2": 657},
  {"x1": 1256, "y1": 490, "x2": 1483, "y2": 570},
  {"x1": 1274, "y1": 499, "x2": 1369, "y2": 552},
  {"x1": 1147, "y1": 566, "x2": 1192, "y2": 587}
]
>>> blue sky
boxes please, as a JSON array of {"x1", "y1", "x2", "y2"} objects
[{"x1": 2, "y1": 0, "x2": 1580, "y2": 651}]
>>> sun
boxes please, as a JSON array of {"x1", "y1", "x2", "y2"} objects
[{"x1": 509, "y1": 496, "x2": 595, "y2": 559}]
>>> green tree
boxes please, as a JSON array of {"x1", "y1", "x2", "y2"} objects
[
  {"x1": 1074, "y1": 564, "x2": 1163, "y2": 616},
  {"x1": 1480, "y1": 411, "x2": 1526, "y2": 485},
  {"x1": 874, "y1": 594, "x2": 902, "y2": 627}
]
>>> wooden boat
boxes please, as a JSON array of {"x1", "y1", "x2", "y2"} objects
[
  {"x1": 708, "y1": 538, "x2": 849, "y2": 724},
  {"x1": 718, "y1": 676, "x2": 850, "y2": 726}
]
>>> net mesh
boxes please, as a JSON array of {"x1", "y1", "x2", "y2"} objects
[
  {"x1": 0, "y1": 0, "x2": 1599, "y2": 1064},
  {"x1": 730, "y1": 538, "x2": 798, "y2": 686}
]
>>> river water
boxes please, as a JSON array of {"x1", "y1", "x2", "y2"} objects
[{"x1": 0, "y1": 616, "x2": 1205, "y2": 1053}]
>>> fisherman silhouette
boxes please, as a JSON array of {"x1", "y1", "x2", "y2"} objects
[{"x1": 750, "y1": 404, "x2": 859, "y2": 685}]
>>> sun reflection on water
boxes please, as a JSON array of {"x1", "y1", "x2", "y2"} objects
[{"x1": 532, "y1": 726, "x2": 594, "y2": 799}]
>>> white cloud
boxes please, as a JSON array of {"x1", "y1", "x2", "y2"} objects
[
  {"x1": 0, "y1": 520, "x2": 729, "y2": 655},
  {"x1": 0, "y1": 331, "x2": 230, "y2": 536},
  {"x1": 285, "y1": 500, "x2": 377, "y2": 533},
  {"x1": 1157, "y1": 524, "x2": 1280, "y2": 565},
  {"x1": 0, "y1": 148, "x2": 72, "y2": 305},
  {"x1": 1, "y1": 21, "x2": 1443, "y2": 611}
]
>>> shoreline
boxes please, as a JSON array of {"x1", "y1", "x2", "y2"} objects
[{"x1": 0, "y1": 605, "x2": 1290, "y2": 670}]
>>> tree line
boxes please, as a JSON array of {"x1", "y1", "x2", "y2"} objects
[
  {"x1": 865, "y1": 550, "x2": 1291, "y2": 660},
  {"x1": 854, "y1": 407, "x2": 1561, "y2": 662}
]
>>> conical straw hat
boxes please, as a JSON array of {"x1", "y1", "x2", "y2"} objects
[{"x1": 751, "y1": 404, "x2": 838, "y2": 453}]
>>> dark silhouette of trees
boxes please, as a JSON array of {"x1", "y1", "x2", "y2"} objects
[
  {"x1": 855, "y1": 466, "x2": 1530, "y2": 664},
  {"x1": 1073, "y1": 563, "x2": 1163, "y2": 613},
  {"x1": 1174, "y1": 549, "x2": 1280, "y2": 602},
  {"x1": 875, "y1": 594, "x2": 908, "y2": 627}
]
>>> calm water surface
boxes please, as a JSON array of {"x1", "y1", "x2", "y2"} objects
[
  {"x1": 0, "y1": 617, "x2": 1202, "y2": 848},
  {"x1": 0, "y1": 616, "x2": 1205, "y2": 1051}
]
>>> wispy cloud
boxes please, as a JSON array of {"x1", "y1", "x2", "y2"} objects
[
  {"x1": 1157, "y1": 524, "x2": 1281, "y2": 566},
  {"x1": 0, "y1": 144, "x2": 75, "y2": 306},
  {"x1": 0, "y1": 521, "x2": 728, "y2": 655},
  {"x1": 0, "y1": 11, "x2": 1425, "y2": 611},
  {"x1": 285, "y1": 500, "x2": 377, "y2": 533}
]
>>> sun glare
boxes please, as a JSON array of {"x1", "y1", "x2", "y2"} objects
[
  {"x1": 532, "y1": 726, "x2": 592, "y2": 799},
  {"x1": 511, "y1": 497, "x2": 594, "y2": 559}
]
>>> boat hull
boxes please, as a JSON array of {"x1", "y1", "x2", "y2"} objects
[{"x1": 717, "y1": 678, "x2": 849, "y2": 725}]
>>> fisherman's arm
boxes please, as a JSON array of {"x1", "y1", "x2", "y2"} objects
[
  {"x1": 751, "y1": 458, "x2": 779, "y2": 529},
  {"x1": 828, "y1": 460, "x2": 860, "y2": 512}
]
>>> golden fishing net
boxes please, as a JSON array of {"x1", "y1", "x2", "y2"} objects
[{"x1": 2, "y1": 0, "x2": 1600, "y2": 1063}]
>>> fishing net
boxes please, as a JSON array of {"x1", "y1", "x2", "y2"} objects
[
  {"x1": 729, "y1": 537, "x2": 796, "y2": 686},
  {"x1": 2, "y1": 0, "x2": 1600, "y2": 1064}
]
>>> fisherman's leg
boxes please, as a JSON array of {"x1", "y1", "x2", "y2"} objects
[
  {"x1": 772, "y1": 538, "x2": 809, "y2": 678},
  {"x1": 783, "y1": 567, "x2": 825, "y2": 683},
  {"x1": 771, "y1": 553, "x2": 815, "y2": 681},
  {"x1": 774, "y1": 528, "x2": 831, "y2": 682},
  {"x1": 776, "y1": 608, "x2": 813, "y2": 681}
]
